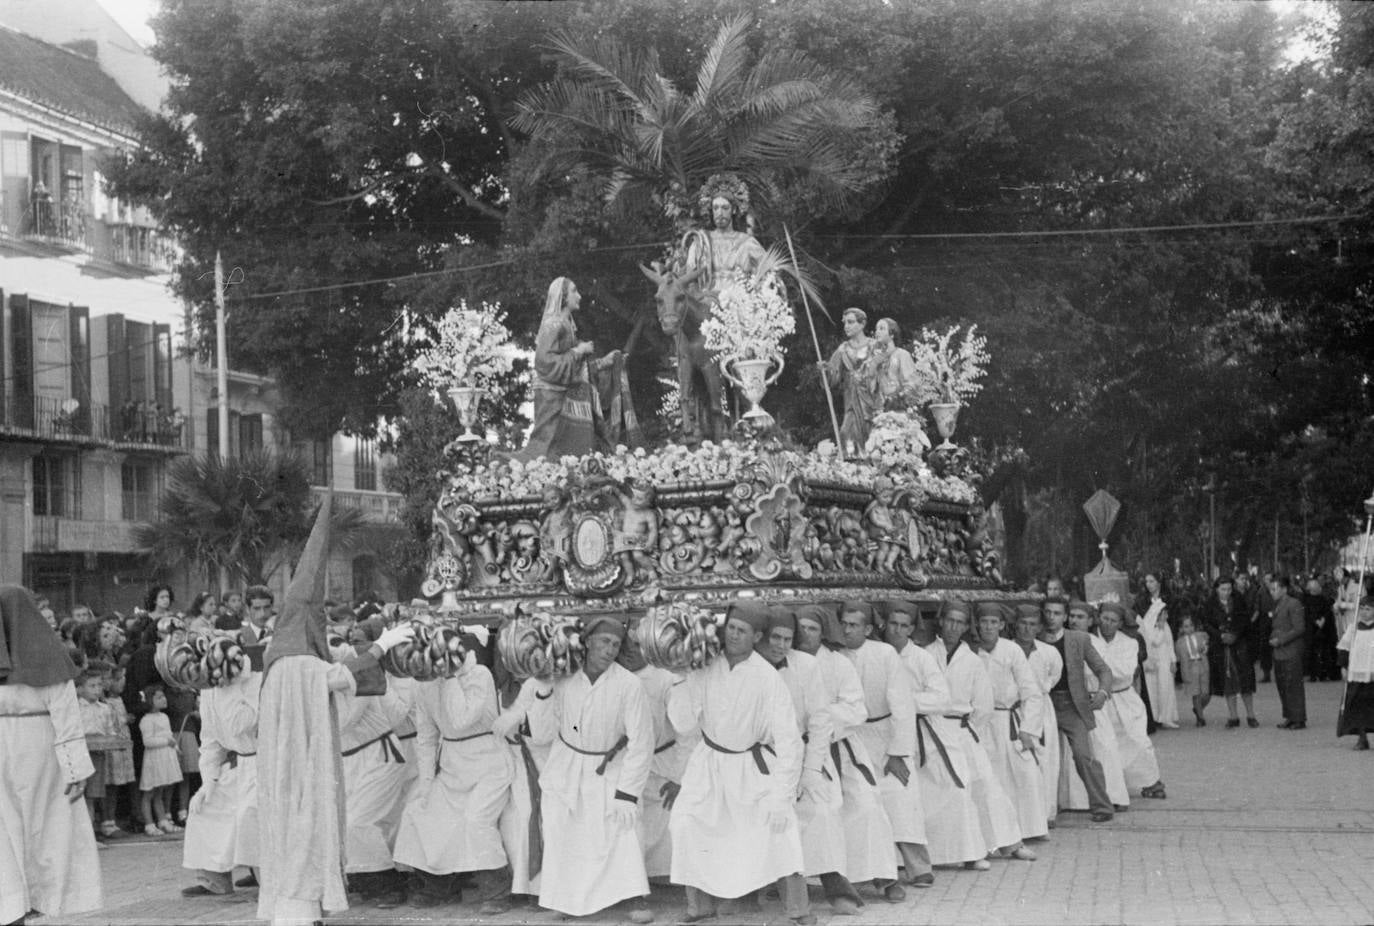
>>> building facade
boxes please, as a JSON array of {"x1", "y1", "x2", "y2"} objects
[{"x1": 0, "y1": 18, "x2": 405, "y2": 616}]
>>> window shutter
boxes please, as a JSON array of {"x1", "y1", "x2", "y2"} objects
[
  {"x1": 106, "y1": 314, "x2": 128, "y2": 413},
  {"x1": 69, "y1": 304, "x2": 90, "y2": 434},
  {"x1": 206, "y1": 406, "x2": 218, "y2": 458},
  {"x1": 10, "y1": 294, "x2": 32, "y2": 428},
  {"x1": 153, "y1": 322, "x2": 172, "y2": 411}
]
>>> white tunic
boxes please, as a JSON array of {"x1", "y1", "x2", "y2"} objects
[
  {"x1": 634, "y1": 664, "x2": 694, "y2": 879},
  {"x1": 668, "y1": 651, "x2": 804, "y2": 898},
  {"x1": 338, "y1": 685, "x2": 413, "y2": 873},
  {"x1": 0, "y1": 681, "x2": 101, "y2": 924},
  {"x1": 529, "y1": 663, "x2": 653, "y2": 916},
  {"x1": 183, "y1": 671, "x2": 261, "y2": 874},
  {"x1": 1140, "y1": 600, "x2": 1179, "y2": 728},
  {"x1": 1061, "y1": 634, "x2": 1130, "y2": 810},
  {"x1": 926, "y1": 640, "x2": 1020, "y2": 854},
  {"x1": 393, "y1": 668, "x2": 513, "y2": 876},
  {"x1": 842, "y1": 640, "x2": 925, "y2": 844},
  {"x1": 1023, "y1": 640, "x2": 1063, "y2": 821},
  {"x1": 496, "y1": 685, "x2": 549, "y2": 896},
  {"x1": 773, "y1": 650, "x2": 846, "y2": 876},
  {"x1": 1100, "y1": 632, "x2": 1162, "y2": 790},
  {"x1": 813, "y1": 646, "x2": 897, "y2": 884},
  {"x1": 977, "y1": 639, "x2": 1047, "y2": 840}
]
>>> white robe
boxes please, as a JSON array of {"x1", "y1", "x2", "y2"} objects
[
  {"x1": 668, "y1": 651, "x2": 804, "y2": 898},
  {"x1": 393, "y1": 668, "x2": 512, "y2": 876},
  {"x1": 842, "y1": 640, "x2": 925, "y2": 845},
  {"x1": 926, "y1": 640, "x2": 1020, "y2": 855},
  {"x1": 0, "y1": 681, "x2": 101, "y2": 924},
  {"x1": 774, "y1": 650, "x2": 846, "y2": 876},
  {"x1": 977, "y1": 639, "x2": 1047, "y2": 840},
  {"x1": 184, "y1": 672, "x2": 261, "y2": 874},
  {"x1": 813, "y1": 646, "x2": 897, "y2": 884},
  {"x1": 634, "y1": 664, "x2": 694, "y2": 879},
  {"x1": 909, "y1": 640, "x2": 984, "y2": 866},
  {"x1": 338, "y1": 685, "x2": 413, "y2": 873},
  {"x1": 529, "y1": 663, "x2": 653, "y2": 916},
  {"x1": 1061, "y1": 635, "x2": 1130, "y2": 810},
  {"x1": 1024, "y1": 641, "x2": 1063, "y2": 822},
  {"x1": 1140, "y1": 599, "x2": 1179, "y2": 728},
  {"x1": 495, "y1": 686, "x2": 548, "y2": 897},
  {"x1": 1100, "y1": 632, "x2": 1162, "y2": 790}
]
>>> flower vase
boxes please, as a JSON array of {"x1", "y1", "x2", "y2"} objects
[
  {"x1": 447, "y1": 385, "x2": 484, "y2": 442},
  {"x1": 722, "y1": 355, "x2": 784, "y2": 422},
  {"x1": 928, "y1": 401, "x2": 962, "y2": 451}
]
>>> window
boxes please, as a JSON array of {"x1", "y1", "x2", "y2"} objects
[
  {"x1": 354, "y1": 437, "x2": 377, "y2": 491},
  {"x1": 239, "y1": 414, "x2": 263, "y2": 456},
  {"x1": 300, "y1": 437, "x2": 332, "y2": 487},
  {"x1": 122, "y1": 462, "x2": 157, "y2": 521},
  {"x1": 33, "y1": 454, "x2": 78, "y2": 518},
  {"x1": 352, "y1": 555, "x2": 377, "y2": 603}
]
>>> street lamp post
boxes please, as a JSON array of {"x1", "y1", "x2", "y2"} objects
[
  {"x1": 1357, "y1": 489, "x2": 1374, "y2": 603},
  {"x1": 1203, "y1": 475, "x2": 1217, "y2": 581}
]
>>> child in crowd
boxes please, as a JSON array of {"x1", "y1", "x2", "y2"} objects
[
  {"x1": 1337, "y1": 597, "x2": 1374, "y2": 751},
  {"x1": 102, "y1": 665, "x2": 138, "y2": 836},
  {"x1": 1174, "y1": 616, "x2": 1211, "y2": 726},
  {"x1": 139, "y1": 684, "x2": 185, "y2": 835},
  {"x1": 76, "y1": 668, "x2": 112, "y2": 843}
]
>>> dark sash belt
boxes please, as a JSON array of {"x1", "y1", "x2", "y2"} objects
[
  {"x1": 944, "y1": 713, "x2": 979, "y2": 743},
  {"x1": 996, "y1": 701, "x2": 1024, "y2": 741},
  {"x1": 396, "y1": 730, "x2": 417, "y2": 741},
  {"x1": 224, "y1": 750, "x2": 256, "y2": 770},
  {"x1": 559, "y1": 733, "x2": 629, "y2": 776},
  {"x1": 444, "y1": 730, "x2": 493, "y2": 743},
  {"x1": 342, "y1": 731, "x2": 404, "y2": 763},
  {"x1": 865, "y1": 712, "x2": 892, "y2": 723},
  {"x1": 915, "y1": 716, "x2": 964, "y2": 789},
  {"x1": 828, "y1": 737, "x2": 877, "y2": 787},
  {"x1": 703, "y1": 732, "x2": 775, "y2": 775},
  {"x1": 654, "y1": 739, "x2": 677, "y2": 755},
  {"x1": 0, "y1": 710, "x2": 50, "y2": 718}
]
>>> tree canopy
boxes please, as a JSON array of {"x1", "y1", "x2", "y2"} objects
[{"x1": 110, "y1": 0, "x2": 1374, "y2": 582}]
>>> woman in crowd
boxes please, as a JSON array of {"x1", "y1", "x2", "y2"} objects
[
  {"x1": 1137, "y1": 573, "x2": 1179, "y2": 729},
  {"x1": 187, "y1": 593, "x2": 219, "y2": 635},
  {"x1": 1201, "y1": 575, "x2": 1259, "y2": 728}
]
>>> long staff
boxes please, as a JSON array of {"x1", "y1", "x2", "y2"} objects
[{"x1": 782, "y1": 223, "x2": 843, "y2": 450}]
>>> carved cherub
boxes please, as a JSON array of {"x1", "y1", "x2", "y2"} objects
[
  {"x1": 863, "y1": 480, "x2": 906, "y2": 573},
  {"x1": 538, "y1": 483, "x2": 574, "y2": 583},
  {"x1": 615, "y1": 479, "x2": 661, "y2": 585}
]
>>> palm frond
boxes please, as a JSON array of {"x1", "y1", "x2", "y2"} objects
[
  {"x1": 755, "y1": 243, "x2": 829, "y2": 322},
  {"x1": 691, "y1": 14, "x2": 753, "y2": 115}
]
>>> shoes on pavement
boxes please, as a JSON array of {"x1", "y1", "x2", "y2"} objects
[
  {"x1": 1113, "y1": 804, "x2": 1129, "y2": 812},
  {"x1": 1277, "y1": 720, "x2": 1302, "y2": 730},
  {"x1": 157, "y1": 819, "x2": 182, "y2": 834},
  {"x1": 909, "y1": 872, "x2": 935, "y2": 887},
  {"x1": 679, "y1": 913, "x2": 717, "y2": 924},
  {"x1": 830, "y1": 897, "x2": 860, "y2": 916},
  {"x1": 181, "y1": 884, "x2": 230, "y2": 898},
  {"x1": 788, "y1": 916, "x2": 818, "y2": 926},
  {"x1": 374, "y1": 885, "x2": 407, "y2": 909},
  {"x1": 1047, "y1": 818, "x2": 1057, "y2": 829},
  {"x1": 626, "y1": 901, "x2": 654, "y2": 924},
  {"x1": 479, "y1": 898, "x2": 513, "y2": 916},
  {"x1": 235, "y1": 874, "x2": 258, "y2": 888},
  {"x1": 1006, "y1": 846, "x2": 1037, "y2": 861},
  {"x1": 1225, "y1": 718, "x2": 1240, "y2": 728},
  {"x1": 883, "y1": 882, "x2": 907, "y2": 902},
  {"x1": 143, "y1": 823, "x2": 162, "y2": 837},
  {"x1": 964, "y1": 859, "x2": 991, "y2": 871},
  {"x1": 1247, "y1": 717, "x2": 1259, "y2": 728},
  {"x1": 1090, "y1": 811, "x2": 1114, "y2": 823},
  {"x1": 1141, "y1": 783, "x2": 1167, "y2": 799}
]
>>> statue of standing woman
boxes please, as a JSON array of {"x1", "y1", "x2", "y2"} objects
[{"x1": 519, "y1": 277, "x2": 621, "y2": 461}]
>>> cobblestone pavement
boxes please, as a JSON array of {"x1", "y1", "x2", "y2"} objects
[{"x1": 43, "y1": 679, "x2": 1374, "y2": 926}]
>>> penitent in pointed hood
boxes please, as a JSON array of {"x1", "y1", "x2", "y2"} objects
[{"x1": 262, "y1": 491, "x2": 334, "y2": 676}]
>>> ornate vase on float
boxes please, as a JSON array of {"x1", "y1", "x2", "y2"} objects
[
  {"x1": 447, "y1": 384, "x2": 484, "y2": 443},
  {"x1": 722, "y1": 354, "x2": 784, "y2": 422},
  {"x1": 928, "y1": 401, "x2": 961, "y2": 451}
]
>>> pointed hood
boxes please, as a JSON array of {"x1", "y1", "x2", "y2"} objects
[
  {"x1": 0, "y1": 585, "x2": 78, "y2": 687},
  {"x1": 263, "y1": 491, "x2": 334, "y2": 676}
]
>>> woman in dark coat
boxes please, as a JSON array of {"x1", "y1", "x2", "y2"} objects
[{"x1": 1201, "y1": 575, "x2": 1259, "y2": 728}]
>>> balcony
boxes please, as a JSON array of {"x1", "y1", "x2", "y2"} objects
[
  {"x1": 314, "y1": 486, "x2": 402, "y2": 523},
  {"x1": 108, "y1": 222, "x2": 177, "y2": 273},
  {"x1": 19, "y1": 187, "x2": 90, "y2": 253},
  {"x1": 31, "y1": 516, "x2": 141, "y2": 554},
  {"x1": 0, "y1": 394, "x2": 189, "y2": 453}
]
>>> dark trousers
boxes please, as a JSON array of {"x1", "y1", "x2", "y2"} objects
[
  {"x1": 1052, "y1": 691, "x2": 1113, "y2": 816},
  {"x1": 1274, "y1": 655, "x2": 1307, "y2": 724}
]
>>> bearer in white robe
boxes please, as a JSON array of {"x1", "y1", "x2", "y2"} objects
[
  {"x1": 1060, "y1": 602, "x2": 1131, "y2": 811},
  {"x1": 1014, "y1": 604, "x2": 1062, "y2": 829},
  {"x1": 182, "y1": 666, "x2": 261, "y2": 896},
  {"x1": 793, "y1": 605, "x2": 902, "y2": 906},
  {"x1": 925, "y1": 602, "x2": 1024, "y2": 867},
  {"x1": 837, "y1": 600, "x2": 933, "y2": 886},
  {"x1": 619, "y1": 617, "x2": 694, "y2": 881},
  {"x1": 393, "y1": 652, "x2": 513, "y2": 906},
  {"x1": 337, "y1": 653, "x2": 414, "y2": 907},
  {"x1": 761, "y1": 607, "x2": 853, "y2": 916},
  {"x1": 972, "y1": 603, "x2": 1048, "y2": 845},
  {"x1": 668, "y1": 601, "x2": 806, "y2": 924},
  {"x1": 486, "y1": 658, "x2": 551, "y2": 914},
  {"x1": 1096, "y1": 602, "x2": 1166, "y2": 798},
  {"x1": 526, "y1": 616, "x2": 655, "y2": 923}
]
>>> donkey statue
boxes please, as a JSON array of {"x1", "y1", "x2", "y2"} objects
[{"x1": 641, "y1": 232, "x2": 729, "y2": 445}]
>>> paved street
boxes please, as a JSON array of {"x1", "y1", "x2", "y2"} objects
[{"x1": 44, "y1": 680, "x2": 1374, "y2": 926}]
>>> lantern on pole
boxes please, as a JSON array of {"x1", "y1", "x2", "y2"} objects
[{"x1": 1083, "y1": 489, "x2": 1130, "y2": 605}]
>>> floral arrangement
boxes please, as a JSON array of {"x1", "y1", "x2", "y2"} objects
[
  {"x1": 909, "y1": 324, "x2": 990, "y2": 405},
  {"x1": 442, "y1": 439, "x2": 976, "y2": 505},
  {"x1": 412, "y1": 301, "x2": 519, "y2": 395},
  {"x1": 866, "y1": 410, "x2": 932, "y2": 462},
  {"x1": 701, "y1": 271, "x2": 796, "y2": 367}
]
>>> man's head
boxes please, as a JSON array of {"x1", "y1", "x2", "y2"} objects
[
  {"x1": 1097, "y1": 602, "x2": 1125, "y2": 638},
  {"x1": 1305, "y1": 576, "x2": 1323, "y2": 597},
  {"x1": 724, "y1": 601, "x2": 769, "y2": 659},
  {"x1": 1215, "y1": 575, "x2": 1234, "y2": 601},
  {"x1": 1045, "y1": 576, "x2": 1065, "y2": 598},
  {"x1": 975, "y1": 602, "x2": 1006, "y2": 648},
  {"x1": 582, "y1": 616, "x2": 626, "y2": 676},
  {"x1": 838, "y1": 600, "x2": 873, "y2": 651},
  {"x1": 71, "y1": 603, "x2": 95, "y2": 624},
  {"x1": 224, "y1": 591, "x2": 244, "y2": 614},
  {"x1": 1067, "y1": 601, "x2": 1096, "y2": 633},
  {"x1": 1234, "y1": 572, "x2": 1251, "y2": 591},
  {"x1": 759, "y1": 608, "x2": 796, "y2": 665},
  {"x1": 938, "y1": 599, "x2": 972, "y2": 648},
  {"x1": 245, "y1": 585, "x2": 274, "y2": 627},
  {"x1": 1268, "y1": 574, "x2": 1290, "y2": 601},
  {"x1": 841, "y1": 308, "x2": 867, "y2": 340},
  {"x1": 794, "y1": 605, "x2": 829, "y2": 656},
  {"x1": 1014, "y1": 604, "x2": 1043, "y2": 645},
  {"x1": 1042, "y1": 597, "x2": 1068, "y2": 635},
  {"x1": 884, "y1": 601, "x2": 919, "y2": 651}
]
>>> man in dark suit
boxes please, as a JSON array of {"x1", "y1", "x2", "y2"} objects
[
  {"x1": 1269, "y1": 575, "x2": 1307, "y2": 729},
  {"x1": 238, "y1": 585, "x2": 275, "y2": 646},
  {"x1": 1041, "y1": 597, "x2": 1116, "y2": 822}
]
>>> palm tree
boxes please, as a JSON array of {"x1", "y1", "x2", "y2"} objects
[
  {"x1": 512, "y1": 14, "x2": 896, "y2": 224},
  {"x1": 135, "y1": 449, "x2": 365, "y2": 587}
]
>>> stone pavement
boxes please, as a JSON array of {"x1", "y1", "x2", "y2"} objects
[{"x1": 43, "y1": 679, "x2": 1374, "y2": 926}]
